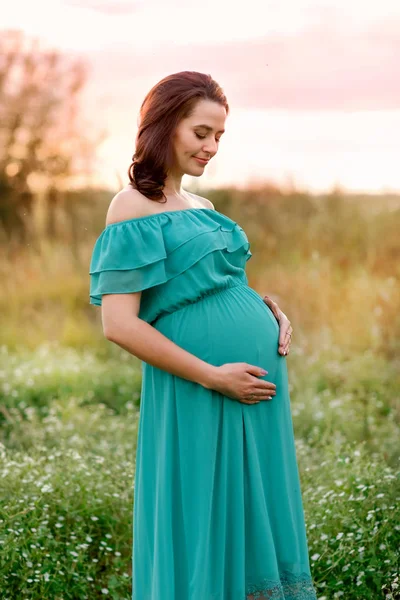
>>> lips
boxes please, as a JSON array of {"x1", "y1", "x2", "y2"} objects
[{"x1": 194, "y1": 157, "x2": 209, "y2": 164}]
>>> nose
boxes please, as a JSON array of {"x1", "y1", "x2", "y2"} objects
[{"x1": 202, "y1": 140, "x2": 218, "y2": 156}]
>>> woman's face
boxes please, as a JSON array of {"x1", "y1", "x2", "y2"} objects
[{"x1": 171, "y1": 99, "x2": 227, "y2": 176}]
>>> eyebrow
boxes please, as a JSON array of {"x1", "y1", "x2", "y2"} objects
[{"x1": 195, "y1": 124, "x2": 225, "y2": 134}]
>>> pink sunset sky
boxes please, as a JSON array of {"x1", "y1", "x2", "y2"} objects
[{"x1": 2, "y1": 0, "x2": 400, "y2": 193}]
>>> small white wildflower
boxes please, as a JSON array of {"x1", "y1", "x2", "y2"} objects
[
  {"x1": 311, "y1": 553, "x2": 320, "y2": 561},
  {"x1": 40, "y1": 484, "x2": 53, "y2": 493}
]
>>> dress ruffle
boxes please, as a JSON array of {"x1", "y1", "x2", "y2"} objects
[{"x1": 89, "y1": 208, "x2": 252, "y2": 306}]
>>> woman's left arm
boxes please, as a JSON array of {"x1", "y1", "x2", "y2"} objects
[{"x1": 262, "y1": 295, "x2": 293, "y2": 356}]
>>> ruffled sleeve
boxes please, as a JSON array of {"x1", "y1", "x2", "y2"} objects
[{"x1": 89, "y1": 217, "x2": 169, "y2": 306}]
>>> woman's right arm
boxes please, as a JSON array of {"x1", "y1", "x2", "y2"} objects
[
  {"x1": 101, "y1": 189, "x2": 219, "y2": 388},
  {"x1": 102, "y1": 291, "x2": 217, "y2": 389}
]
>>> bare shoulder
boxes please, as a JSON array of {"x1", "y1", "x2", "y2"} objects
[
  {"x1": 105, "y1": 187, "x2": 215, "y2": 227},
  {"x1": 188, "y1": 192, "x2": 215, "y2": 210},
  {"x1": 105, "y1": 186, "x2": 156, "y2": 226}
]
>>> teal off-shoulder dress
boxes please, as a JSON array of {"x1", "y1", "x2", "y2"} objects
[{"x1": 89, "y1": 207, "x2": 318, "y2": 600}]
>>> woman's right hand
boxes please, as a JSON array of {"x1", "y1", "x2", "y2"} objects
[{"x1": 206, "y1": 362, "x2": 277, "y2": 405}]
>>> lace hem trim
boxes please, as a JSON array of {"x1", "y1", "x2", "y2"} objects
[{"x1": 246, "y1": 570, "x2": 317, "y2": 600}]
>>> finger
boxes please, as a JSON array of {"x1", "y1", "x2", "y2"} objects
[
  {"x1": 264, "y1": 296, "x2": 280, "y2": 320},
  {"x1": 258, "y1": 383, "x2": 277, "y2": 393},
  {"x1": 262, "y1": 296, "x2": 271, "y2": 307},
  {"x1": 279, "y1": 341, "x2": 287, "y2": 351},
  {"x1": 279, "y1": 329, "x2": 292, "y2": 348},
  {"x1": 251, "y1": 383, "x2": 276, "y2": 394},
  {"x1": 249, "y1": 393, "x2": 274, "y2": 400},
  {"x1": 279, "y1": 341, "x2": 291, "y2": 355},
  {"x1": 272, "y1": 308, "x2": 280, "y2": 321},
  {"x1": 279, "y1": 330, "x2": 287, "y2": 347},
  {"x1": 244, "y1": 394, "x2": 273, "y2": 403}
]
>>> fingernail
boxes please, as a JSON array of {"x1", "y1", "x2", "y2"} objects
[{"x1": 261, "y1": 369, "x2": 268, "y2": 374}]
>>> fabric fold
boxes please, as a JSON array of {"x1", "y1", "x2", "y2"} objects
[{"x1": 89, "y1": 208, "x2": 252, "y2": 306}]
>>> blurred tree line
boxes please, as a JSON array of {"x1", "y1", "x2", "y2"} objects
[{"x1": 0, "y1": 29, "x2": 107, "y2": 253}]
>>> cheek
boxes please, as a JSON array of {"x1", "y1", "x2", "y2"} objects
[
  {"x1": 176, "y1": 139, "x2": 191, "y2": 156},
  {"x1": 184, "y1": 132, "x2": 197, "y2": 150}
]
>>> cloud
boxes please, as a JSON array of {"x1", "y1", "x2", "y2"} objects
[{"x1": 81, "y1": 17, "x2": 400, "y2": 111}]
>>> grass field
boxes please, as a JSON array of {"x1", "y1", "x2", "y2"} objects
[{"x1": 0, "y1": 187, "x2": 399, "y2": 599}]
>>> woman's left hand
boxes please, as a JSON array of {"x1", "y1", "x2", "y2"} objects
[{"x1": 262, "y1": 295, "x2": 293, "y2": 356}]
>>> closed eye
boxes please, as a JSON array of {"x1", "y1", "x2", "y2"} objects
[{"x1": 195, "y1": 133, "x2": 221, "y2": 142}]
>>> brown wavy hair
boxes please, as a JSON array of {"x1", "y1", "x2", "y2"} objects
[{"x1": 127, "y1": 71, "x2": 229, "y2": 203}]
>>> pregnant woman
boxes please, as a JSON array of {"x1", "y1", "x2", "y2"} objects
[{"x1": 89, "y1": 71, "x2": 318, "y2": 599}]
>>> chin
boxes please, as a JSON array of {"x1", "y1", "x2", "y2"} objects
[{"x1": 185, "y1": 165, "x2": 203, "y2": 176}]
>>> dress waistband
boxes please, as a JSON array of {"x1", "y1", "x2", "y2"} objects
[{"x1": 151, "y1": 281, "x2": 246, "y2": 325}]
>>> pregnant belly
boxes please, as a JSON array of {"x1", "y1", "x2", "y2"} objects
[{"x1": 153, "y1": 283, "x2": 282, "y2": 384}]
